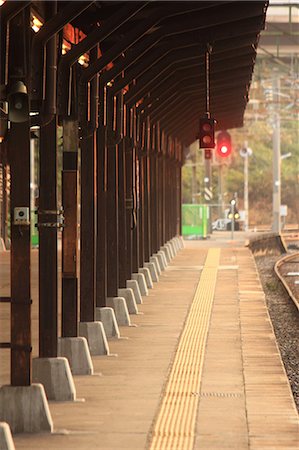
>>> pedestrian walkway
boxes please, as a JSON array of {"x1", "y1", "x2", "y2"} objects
[{"x1": 0, "y1": 233, "x2": 298, "y2": 449}]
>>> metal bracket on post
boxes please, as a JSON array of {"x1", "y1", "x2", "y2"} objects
[{"x1": 36, "y1": 207, "x2": 65, "y2": 230}]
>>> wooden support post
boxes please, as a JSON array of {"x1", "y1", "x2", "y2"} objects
[
  {"x1": 165, "y1": 154, "x2": 171, "y2": 241},
  {"x1": 9, "y1": 121, "x2": 31, "y2": 386},
  {"x1": 144, "y1": 151, "x2": 150, "y2": 263},
  {"x1": 39, "y1": 117, "x2": 58, "y2": 357},
  {"x1": 158, "y1": 156, "x2": 163, "y2": 249},
  {"x1": 118, "y1": 137, "x2": 127, "y2": 287},
  {"x1": 115, "y1": 92, "x2": 127, "y2": 288},
  {"x1": 38, "y1": 0, "x2": 58, "y2": 359},
  {"x1": 0, "y1": 149, "x2": 9, "y2": 247},
  {"x1": 150, "y1": 151, "x2": 157, "y2": 256},
  {"x1": 162, "y1": 155, "x2": 166, "y2": 245},
  {"x1": 138, "y1": 150, "x2": 144, "y2": 269},
  {"x1": 143, "y1": 119, "x2": 152, "y2": 262},
  {"x1": 79, "y1": 128, "x2": 96, "y2": 321},
  {"x1": 79, "y1": 47, "x2": 98, "y2": 322},
  {"x1": 8, "y1": 8, "x2": 31, "y2": 385},
  {"x1": 106, "y1": 96, "x2": 119, "y2": 297},
  {"x1": 61, "y1": 119, "x2": 78, "y2": 337},
  {"x1": 125, "y1": 137, "x2": 133, "y2": 279},
  {"x1": 132, "y1": 146, "x2": 139, "y2": 272},
  {"x1": 96, "y1": 123, "x2": 107, "y2": 307}
]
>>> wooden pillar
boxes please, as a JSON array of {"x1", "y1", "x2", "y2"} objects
[
  {"x1": 8, "y1": 8, "x2": 31, "y2": 385},
  {"x1": 61, "y1": 119, "x2": 78, "y2": 337},
  {"x1": 133, "y1": 148, "x2": 143, "y2": 272},
  {"x1": 95, "y1": 122, "x2": 107, "y2": 307},
  {"x1": 144, "y1": 152, "x2": 150, "y2": 262},
  {"x1": 37, "y1": 0, "x2": 58, "y2": 359},
  {"x1": 125, "y1": 137, "x2": 133, "y2": 279},
  {"x1": 39, "y1": 117, "x2": 58, "y2": 357},
  {"x1": 158, "y1": 155, "x2": 163, "y2": 249},
  {"x1": 118, "y1": 137, "x2": 127, "y2": 287},
  {"x1": 138, "y1": 150, "x2": 145, "y2": 269},
  {"x1": 79, "y1": 127, "x2": 96, "y2": 321},
  {"x1": 106, "y1": 95, "x2": 119, "y2": 297},
  {"x1": 0, "y1": 148, "x2": 9, "y2": 246},
  {"x1": 79, "y1": 47, "x2": 98, "y2": 322},
  {"x1": 162, "y1": 155, "x2": 166, "y2": 245}
]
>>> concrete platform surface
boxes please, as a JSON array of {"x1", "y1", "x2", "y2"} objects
[{"x1": 0, "y1": 232, "x2": 298, "y2": 449}]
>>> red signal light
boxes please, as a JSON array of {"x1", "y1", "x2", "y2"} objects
[{"x1": 216, "y1": 130, "x2": 231, "y2": 158}]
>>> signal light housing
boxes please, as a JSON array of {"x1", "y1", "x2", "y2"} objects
[
  {"x1": 204, "y1": 149, "x2": 212, "y2": 160},
  {"x1": 216, "y1": 130, "x2": 232, "y2": 158},
  {"x1": 199, "y1": 117, "x2": 215, "y2": 149}
]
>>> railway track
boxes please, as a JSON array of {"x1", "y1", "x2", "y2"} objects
[{"x1": 275, "y1": 252, "x2": 299, "y2": 311}]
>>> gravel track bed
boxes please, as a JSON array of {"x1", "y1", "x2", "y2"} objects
[{"x1": 255, "y1": 252, "x2": 299, "y2": 411}]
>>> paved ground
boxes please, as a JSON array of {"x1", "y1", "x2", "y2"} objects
[{"x1": 0, "y1": 232, "x2": 298, "y2": 449}]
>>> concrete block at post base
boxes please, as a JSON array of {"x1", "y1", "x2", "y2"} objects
[
  {"x1": 132, "y1": 273, "x2": 148, "y2": 296},
  {"x1": 155, "y1": 252, "x2": 167, "y2": 271},
  {"x1": 166, "y1": 241, "x2": 175, "y2": 258},
  {"x1": 165, "y1": 243, "x2": 175, "y2": 259},
  {"x1": 79, "y1": 322, "x2": 109, "y2": 356},
  {"x1": 174, "y1": 237, "x2": 181, "y2": 252},
  {"x1": 161, "y1": 246, "x2": 171, "y2": 263},
  {"x1": 32, "y1": 357, "x2": 76, "y2": 401},
  {"x1": 0, "y1": 384, "x2": 53, "y2": 434},
  {"x1": 179, "y1": 235, "x2": 185, "y2": 248},
  {"x1": 0, "y1": 422, "x2": 15, "y2": 450},
  {"x1": 171, "y1": 237, "x2": 178, "y2": 252},
  {"x1": 118, "y1": 288, "x2": 139, "y2": 314},
  {"x1": 0, "y1": 238, "x2": 6, "y2": 252},
  {"x1": 126, "y1": 280, "x2": 143, "y2": 304},
  {"x1": 168, "y1": 239, "x2": 177, "y2": 256},
  {"x1": 139, "y1": 267, "x2": 153, "y2": 289},
  {"x1": 58, "y1": 337, "x2": 93, "y2": 375},
  {"x1": 150, "y1": 255, "x2": 161, "y2": 276},
  {"x1": 95, "y1": 307, "x2": 120, "y2": 338},
  {"x1": 106, "y1": 297, "x2": 131, "y2": 326},
  {"x1": 144, "y1": 262, "x2": 159, "y2": 282}
]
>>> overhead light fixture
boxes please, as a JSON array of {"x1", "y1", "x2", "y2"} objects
[{"x1": 31, "y1": 14, "x2": 43, "y2": 33}]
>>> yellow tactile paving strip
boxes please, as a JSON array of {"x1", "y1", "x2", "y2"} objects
[{"x1": 148, "y1": 248, "x2": 220, "y2": 450}]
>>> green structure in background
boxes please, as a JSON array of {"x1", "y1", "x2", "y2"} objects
[{"x1": 182, "y1": 204, "x2": 209, "y2": 239}]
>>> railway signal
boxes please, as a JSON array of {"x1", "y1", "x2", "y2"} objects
[
  {"x1": 199, "y1": 117, "x2": 215, "y2": 149},
  {"x1": 216, "y1": 130, "x2": 231, "y2": 158},
  {"x1": 204, "y1": 149, "x2": 212, "y2": 160}
]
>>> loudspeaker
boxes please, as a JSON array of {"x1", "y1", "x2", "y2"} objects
[{"x1": 8, "y1": 81, "x2": 29, "y2": 123}]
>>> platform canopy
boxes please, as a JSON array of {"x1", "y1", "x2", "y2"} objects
[{"x1": 27, "y1": 0, "x2": 268, "y2": 145}]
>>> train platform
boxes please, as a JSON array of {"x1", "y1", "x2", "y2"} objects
[{"x1": 0, "y1": 232, "x2": 298, "y2": 450}]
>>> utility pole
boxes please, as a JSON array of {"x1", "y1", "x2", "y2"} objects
[
  {"x1": 217, "y1": 162, "x2": 225, "y2": 218},
  {"x1": 272, "y1": 75, "x2": 281, "y2": 233},
  {"x1": 192, "y1": 146, "x2": 197, "y2": 204},
  {"x1": 240, "y1": 142, "x2": 252, "y2": 232}
]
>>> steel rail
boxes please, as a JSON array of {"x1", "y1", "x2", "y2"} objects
[{"x1": 274, "y1": 252, "x2": 299, "y2": 311}]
